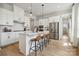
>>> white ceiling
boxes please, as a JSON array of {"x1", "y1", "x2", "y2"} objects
[{"x1": 14, "y1": 3, "x2": 72, "y2": 16}]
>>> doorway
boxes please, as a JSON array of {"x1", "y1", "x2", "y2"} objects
[{"x1": 62, "y1": 15, "x2": 72, "y2": 47}]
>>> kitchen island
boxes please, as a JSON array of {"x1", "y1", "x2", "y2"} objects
[{"x1": 19, "y1": 31, "x2": 49, "y2": 55}]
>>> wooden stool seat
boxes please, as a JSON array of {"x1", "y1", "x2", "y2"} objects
[{"x1": 44, "y1": 32, "x2": 50, "y2": 47}]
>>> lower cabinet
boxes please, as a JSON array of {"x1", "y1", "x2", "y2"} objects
[
  {"x1": 0, "y1": 33, "x2": 9, "y2": 46},
  {"x1": 0, "y1": 32, "x2": 20, "y2": 47}
]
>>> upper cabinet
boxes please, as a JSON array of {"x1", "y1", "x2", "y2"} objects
[
  {"x1": 14, "y1": 5, "x2": 25, "y2": 23},
  {"x1": 39, "y1": 18, "x2": 49, "y2": 27},
  {"x1": 0, "y1": 8, "x2": 13, "y2": 25},
  {"x1": 49, "y1": 16, "x2": 60, "y2": 23},
  {"x1": 39, "y1": 19, "x2": 44, "y2": 25}
]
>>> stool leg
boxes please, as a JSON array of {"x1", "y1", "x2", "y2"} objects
[
  {"x1": 38, "y1": 40, "x2": 41, "y2": 51},
  {"x1": 40, "y1": 38, "x2": 43, "y2": 51},
  {"x1": 44, "y1": 38, "x2": 46, "y2": 46},
  {"x1": 44, "y1": 38, "x2": 47, "y2": 47},
  {"x1": 45, "y1": 38, "x2": 47, "y2": 47},
  {"x1": 42, "y1": 39, "x2": 43, "y2": 50},
  {"x1": 35, "y1": 41, "x2": 37, "y2": 56},
  {"x1": 42, "y1": 38, "x2": 45, "y2": 50},
  {"x1": 47, "y1": 36, "x2": 50, "y2": 44}
]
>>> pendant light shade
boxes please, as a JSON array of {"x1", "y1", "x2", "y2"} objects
[
  {"x1": 29, "y1": 3, "x2": 33, "y2": 17},
  {"x1": 42, "y1": 4, "x2": 44, "y2": 19}
]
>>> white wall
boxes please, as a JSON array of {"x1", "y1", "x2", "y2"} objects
[
  {"x1": 77, "y1": 7, "x2": 79, "y2": 37},
  {"x1": 71, "y1": 5, "x2": 76, "y2": 42},
  {"x1": 59, "y1": 16, "x2": 63, "y2": 40},
  {"x1": 71, "y1": 4, "x2": 79, "y2": 47}
]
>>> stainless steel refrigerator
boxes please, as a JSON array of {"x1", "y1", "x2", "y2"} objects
[{"x1": 49, "y1": 22, "x2": 59, "y2": 40}]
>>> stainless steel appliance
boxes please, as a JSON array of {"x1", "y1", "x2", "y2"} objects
[
  {"x1": 38, "y1": 25, "x2": 43, "y2": 31},
  {"x1": 49, "y1": 22, "x2": 59, "y2": 40}
]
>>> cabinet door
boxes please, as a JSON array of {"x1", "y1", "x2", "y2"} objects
[
  {"x1": 39, "y1": 19, "x2": 44, "y2": 25},
  {"x1": 7, "y1": 10, "x2": 13, "y2": 25},
  {"x1": 1, "y1": 33, "x2": 8, "y2": 46},
  {"x1": 44, "y1": 19, "x2": 49, "y2": 27},
  {"x1": 14, "y1": 5, "x2": 24, "y2": 22},
  {"x1": 0, "y1": 8, "x2": 7, "y2": 25},
  {"x1": 0, "y1": 8, "x2": 3, "y2": 25},
  {"x1": 6, "y1": 35, "x2": 12, "y2": 45},
  {"x1": 8, "y1": 33, "x2": 15, "y2": 44},
  {"x1": 0, "y1": 33, "x2": 15, "y2": 46},
  {"x1": 0, "y1": 8, "x2": 13, "y2": 25},
  {"x1": 15, "y1": 33, "x2": 20, "y2": 42}
]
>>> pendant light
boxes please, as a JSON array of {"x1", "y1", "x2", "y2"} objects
[
  {"x1": 29, "y1": 3, "x2": 32, "y2": 17},
  {"x1": 42, "y1": 4, "x2": 44, "y2": 19}
]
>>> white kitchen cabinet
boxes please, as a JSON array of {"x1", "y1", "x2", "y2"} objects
[
  {"x1": 39, "y1": 19, "x2": 49, "y2": 27},
  {"x1": 7, "y1": 10, "x2": 14, "y2": 25},
  {"x1": 0, "y1": 8, "x2": 7, "y2": 25},
  {"x1": 44, "y1": 19, "x2": 49, "y2": 27},
  {"x1": 15, "y1": 32, "x2": 21, "y2": 42},
  {"x1": 0, "y1": 32, "x2": 24, "y2": 47},
  {"x1": 14, "y1": 5, "x2": 24, "y2": 23},
  {"x1": 49, "y1": 16, "x2": 60, "y2": 23},
  {"x1": 39, "y1": 19, "x2": 45, "y2": 25},
  {"x1": 0, "y1": 32, "x2": 21, "y2": 47},
  {"x1": 34, "y1": 19, "x2": 39, "y2": 26},
  {"x1": 0, "y1": 8, "x2": 13, "y2": 25},
  {"x1": 0, "y1": 33, "x2": 8, "y2": 46},
  {"x1": 8, "y1": 33, "x2": 16, "y2": 44}
]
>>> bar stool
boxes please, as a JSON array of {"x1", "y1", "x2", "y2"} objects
[
  {"x1": 46, "y1": 32, "x2": 50, "y2": 44},
  {"x1": 29, "y1": 34, "x2": 41, "y2": 56},
  {"x1": 44, "y1": 32, "x2": 50, "y2": 47},
  {"x1": 40, "y1": 34, "x2": 45, "y2": 50},
  {"x1": 44, "y1": 33, "x2": 48, "y2": 47}
]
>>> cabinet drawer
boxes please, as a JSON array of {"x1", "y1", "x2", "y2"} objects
[{"x1": 0, "y1": 33, "x2": 14, "y2": 46}]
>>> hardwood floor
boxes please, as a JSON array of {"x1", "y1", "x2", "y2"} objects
[
  {"x1": 29, "y1": 40, "x2": 79, "y2": 56},
  {"x1": 0, "y1": 43, "x2": 24, "y2": 56},
  {"x1": 30, "y1": 35, "x2": 79, "y2": 56},
  {"x1": 0, "y1": 35, "x2": 79, "y2": 56}
]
